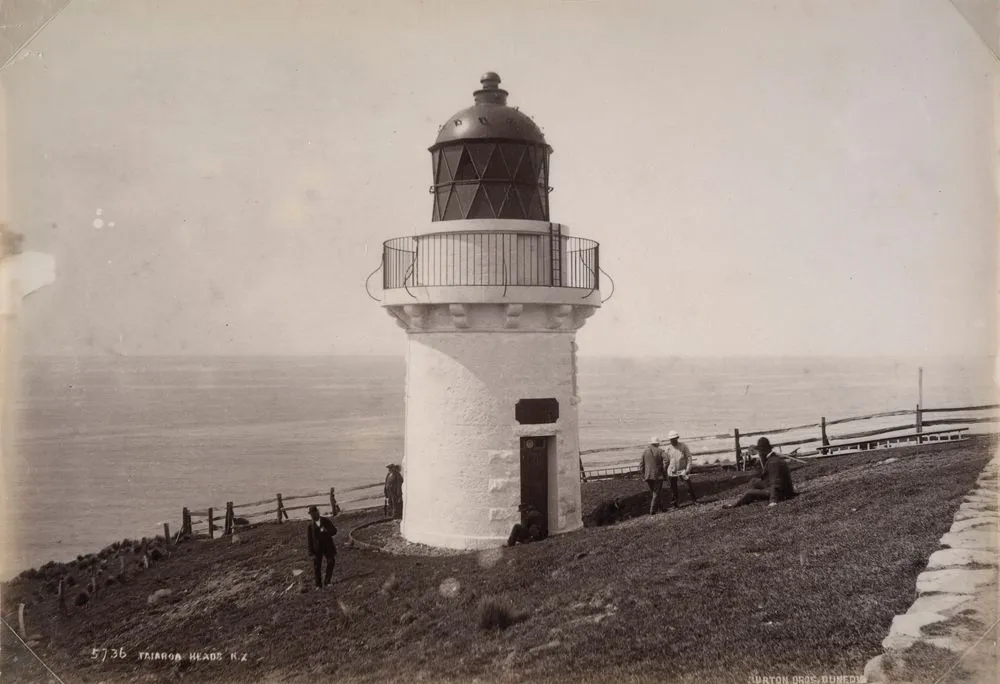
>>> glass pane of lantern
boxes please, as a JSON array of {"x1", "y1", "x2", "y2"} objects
[
  {"x1": 498, "y1": 144, "x2": 525, "y2": 177},
  {"x1": 435, "y1": 189, "x2": 449, "y2": 220},
  {"x1": 442, "y1": 187, "x2": 463, "y2": 220},
  {"x1": 453, "y1": 184, "x2": 478, "y2": 217},
  {"x1": 514, "y1": 148, "x2": 537, "y2": 184},
  {"x1": 454, "y1": 147, "x2": 478, "y2": 181},
  {"x1": 501, "y1": 187, "x2": 527, "y2": 219},
  {"x1": 484, "y1": 184, "x2": 510, "y2": 215},
  {"x1": 523, "y1": 147, "x2": 539, "y2": 181},
  {"x1": 431, "y1": 151, "x2": 441, "y2": 184},
  {"x1": 482, "y1": 144, "x2": 509, "y2": 180},
  {"x1": 466, "y1": 143, "x2": 492, "y2": 178},
  {"x1": 524, "y1": 188, "x2": 544, "y2": 220},
  {"x1": 513, "y1": 187, "x2": 537, "y2": 219},
  {"x1": 440, "y1": 146, "x2": 462, "y2": 181},
  {"x1": 537, "y1": 149, "x2": 549, "y2": 184},
  {"x1": 467, "y1": 185, "x2": 494, "y2": 219}
]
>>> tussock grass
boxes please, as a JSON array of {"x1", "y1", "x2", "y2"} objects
[{"x1": 477, "y1": 597, "x2": 527, "y2": 631}]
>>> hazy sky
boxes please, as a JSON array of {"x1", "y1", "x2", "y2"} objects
[{"x1": 3, "y1": 0, "x2": 997, "y2": 358}]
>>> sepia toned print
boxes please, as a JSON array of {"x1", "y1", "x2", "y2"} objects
[{"x1": 0, "y1": 1, "x2": 997, "y2": 683}]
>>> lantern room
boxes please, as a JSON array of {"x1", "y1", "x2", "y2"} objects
[{"x1": 429, "y1": 72, "x2": 552, "y2": 222}]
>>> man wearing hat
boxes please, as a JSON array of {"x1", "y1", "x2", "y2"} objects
[
  {"x1": 507, "y1": 503, "x2": 548, "y2": 546},
  {"x1": 306, "y1": 505, "x2": 338, "y2": 588},
  {"x1": 639, "y1": 436, "x2": 667, "y2": 515},
  {"x1": 384, "y1": 464, "x2": 404, "y2": 520},
  {"x1": 724, "y1": 437, "x2": 797, "y2": 508},
  {"x1": 665, "y1": 430, "x2": 699, "y2": 508}
]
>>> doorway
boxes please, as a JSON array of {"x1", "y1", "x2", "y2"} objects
[{"x1": 519, "y1": 436, "x2": 550, "y2": 523}]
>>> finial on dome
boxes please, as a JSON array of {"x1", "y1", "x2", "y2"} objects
[{"x1": 473, "y1": 71, "x2": 508, "y2": 105}]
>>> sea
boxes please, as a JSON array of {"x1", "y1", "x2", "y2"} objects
[{"x1": 3, "y1": 355, "x2": 996, "y2": 578}]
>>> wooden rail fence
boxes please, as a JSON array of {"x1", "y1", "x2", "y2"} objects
[
  {"x1": 579, "y1": 402, "x2": 998, "y2": 481},
  {"x1": 166, "y1": 403, "x2": 995, "y2": 532},
  {"x1": 181, "y1": 482, "x2": 386, "y2": 538}
]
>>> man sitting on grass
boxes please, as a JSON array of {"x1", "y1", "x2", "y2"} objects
[
  {"x1": 507, "y1": 503, "x2": 548, "y2": 546},
  {"x1": 723, "y1": 437, "x2": 797, "y2": 509}
]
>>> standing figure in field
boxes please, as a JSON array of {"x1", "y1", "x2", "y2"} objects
[
  {"x1": 724, "y1": 437, "x2": 797, "y2": 508},
  {"x1": 639, "y1": 436, "x2": 667, "y2": 515},
  {"x1": 385, "y1": 464, "x2": 404, "y2": 520},
  {"x1": 665, "y1": 430, "x2": 699, "y2": 508},
  {"x1": 507, "y1": 503, "x2": 548, "y2": 546},
  {"x1": 306, "y1": 505, "x2": 338, "y2": 588}
]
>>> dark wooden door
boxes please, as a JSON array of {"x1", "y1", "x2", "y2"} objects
[{"x1": 519, "y1": 436, "x2": 549, "y2": 522}]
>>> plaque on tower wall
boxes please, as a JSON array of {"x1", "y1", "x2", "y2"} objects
[{"x1": 515, "y1": 398, "x2": 560, "y2": 425}]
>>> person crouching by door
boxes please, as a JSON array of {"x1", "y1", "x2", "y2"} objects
[
  {"x1": 385, "y1": 464, "x2": 404, "y2": 520},
  {"x1": 665, "y1": 430, "x2": 699, "y2": 508},
  {"x1": 639, "y1": 436, "x2": 667, "y2": 515},
  {"x1": 507, "y1": 503, "x2": 548, "y2": 546},
  {"x1": 307, "y1": 505, "x2": 338, "y2": 588}
]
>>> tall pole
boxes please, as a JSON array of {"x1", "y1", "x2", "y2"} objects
[{"x1": 918, "y1": 366, "x2": 923, "y2": 409}]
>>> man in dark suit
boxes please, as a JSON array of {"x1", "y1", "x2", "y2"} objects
[
  {"x1": 306, "y1": 505, "x2": 338, "y2": 588},
  {"x1": 507, "y1": 503, "x2": 548, "y2": 546},
  {"x1": 724, "y1": 437, "x2": 798, "y2": 508}
]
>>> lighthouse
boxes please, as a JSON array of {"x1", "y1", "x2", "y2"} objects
[{"x1": 379, "y1": 73, "x2": 603, "y2": 549}]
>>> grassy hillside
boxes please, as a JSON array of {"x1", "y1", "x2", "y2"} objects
[{"x1": 1, "y1": 438, "x2": 993, "y2": 683}]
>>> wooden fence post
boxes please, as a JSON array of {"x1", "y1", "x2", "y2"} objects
[
  {"x1": 17, "y1": 603, "x2": 26, "y2": 638},
  {"x1": 579, "y1": 456, "x2": 587, "y2": 483},
  {"x1": 733, "y1": 429, "x2": 742, "y2": 470},
  {"x1": 276, "y1": 494, "x2": 284, "y2": 523},
  {"x1": 163, "y1": 522, "x2": 171, "y2": 545},
  {"x1": 329, "y1": 488, "x2": 340, "y2": 516},
  {"x1": 182, "y1": 507, "x2": 191, "y2": 535},
  {"x1": 208, "y1": 507, "x2": 215, "y2": 538},
  {"x1": 821, "y1": 417, "x2": 829, "y2": 454},
  {"x1": 224, "y1": 502, "x2": 234, "y2": 535},
  {"x1": 916, "y1": 404, "x2": 923, "y2": 444}
]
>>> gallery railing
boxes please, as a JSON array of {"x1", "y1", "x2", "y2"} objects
[{"x1": 382, "y1": 231, "x2": 599, "y2": 292}]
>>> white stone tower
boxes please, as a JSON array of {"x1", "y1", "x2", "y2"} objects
[{"x1": 379, "y1": 73, "x2": 602, "y2": 549}]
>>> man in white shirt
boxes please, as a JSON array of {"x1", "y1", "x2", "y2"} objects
[{"x1": 664, "y1": 430, "x2": 700, "y2": 508}]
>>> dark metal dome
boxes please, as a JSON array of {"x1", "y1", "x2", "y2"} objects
[{"x1": 430, "y1": 73, "x2": 548, "y2": 149}]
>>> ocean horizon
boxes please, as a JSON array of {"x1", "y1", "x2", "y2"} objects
[{"x1": 3, "y1": 353, "x2": 995, "y2": 578}]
